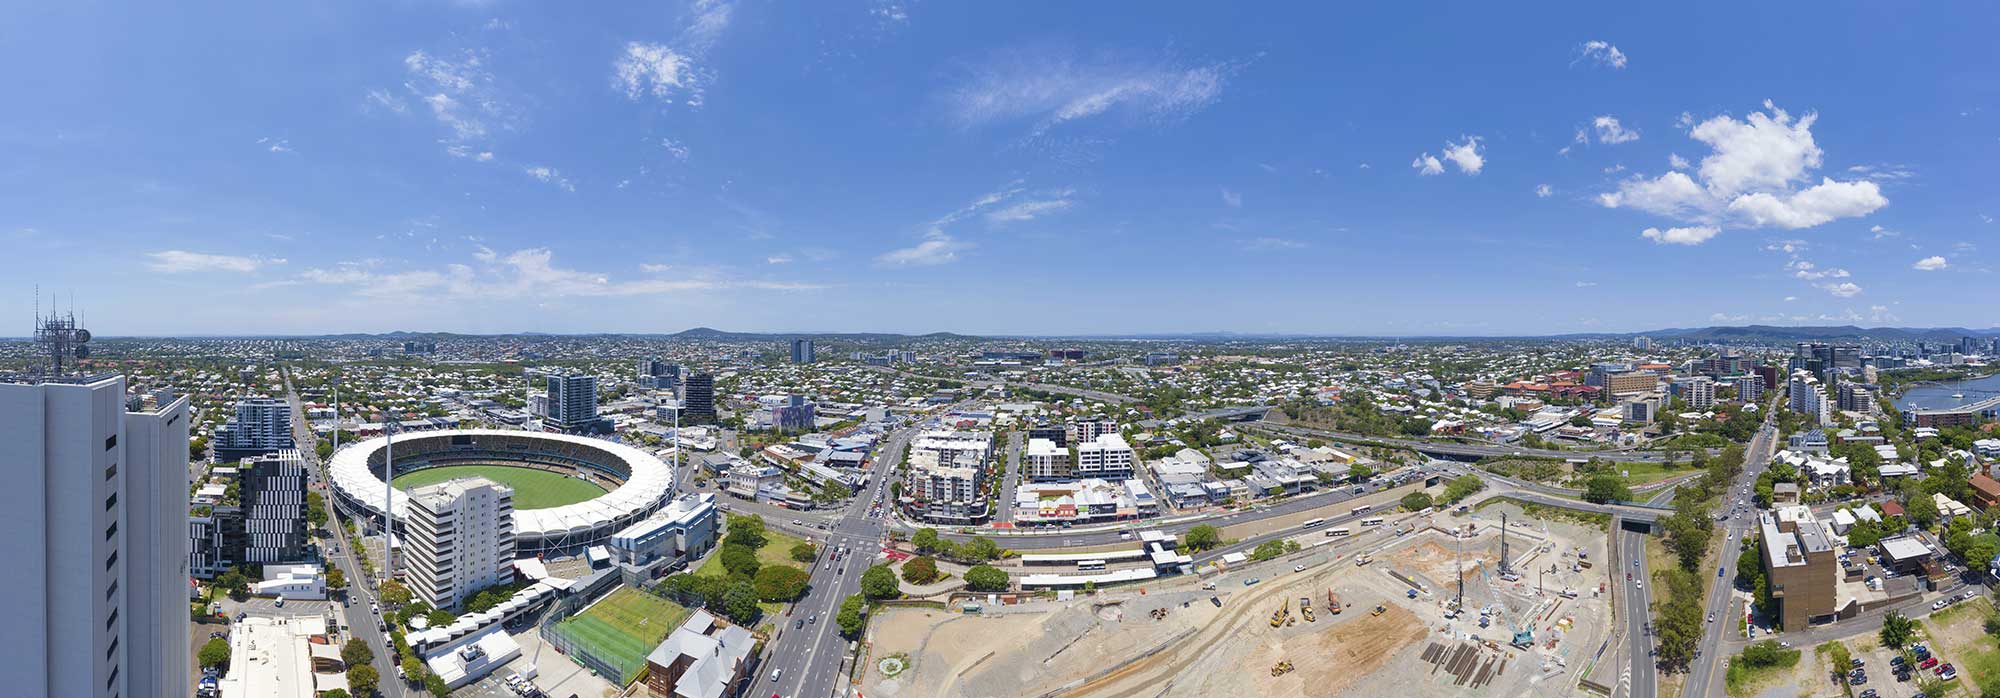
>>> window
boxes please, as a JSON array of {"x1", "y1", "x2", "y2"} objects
[
  {"x1": 105, "y1": 580, "x2": 118, "y2": 602},
  {"x1": 105, "y1": 636, "x2": 117, "y2": 661},
  {"x1": 105, "y1": 550, "x2": 117, "y2": 571},
  {"x1": 104, "y1": 462, "x2": 117, "y2": 481},
  {"x1": 105, "y1": 521, "x2": 117, "y2": 541},
  {"x1": 105, "y1": 435, "x2": 117, "y2": 451},
  {"x1": 105, "y1": 607, "x2": 117, "y2": 631},
  {"x1": 105, "y1": 493, "x2": 117, "y2": 511}
]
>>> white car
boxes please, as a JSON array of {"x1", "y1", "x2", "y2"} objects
[{"x1": 1294, "y1": 565, "x2": 1306, "y2": 573}]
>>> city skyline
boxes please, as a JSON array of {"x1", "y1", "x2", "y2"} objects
[{"x1": 4, "y1": 2, "x2": 1995, "y2": 336}]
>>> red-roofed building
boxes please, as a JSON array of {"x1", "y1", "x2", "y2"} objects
[
  {"x1": 1881, "y1": 500, "x2": 1905, "y2": 518},
  {"x1": 1970, "y1": 474, "x2": 2000, "y2": 510}
]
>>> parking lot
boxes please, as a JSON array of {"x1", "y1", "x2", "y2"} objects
[{"x1": 221, "y1": 595, "x2": 335, "y2": 619}]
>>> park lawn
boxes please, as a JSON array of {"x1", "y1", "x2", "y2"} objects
[
  {"x1": 1607, "y1": 459, "x2": 1702, "y2": 487},
  {"x1": 391, "y1": 464, "x2": 606, "y2": 510},
  {"x1": 689, "y1": 528, "x2": 812, "y2": 616}
]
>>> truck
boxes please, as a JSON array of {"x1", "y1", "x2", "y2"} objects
[
  {"x1": 1354, "y1": 553, "x2": 1373, "y2": 566},
  {"x1": 1300, "y1": 597, "x2": 1315, "y2": 622},
  {"x1": 1326, "y1": 590, "x2": 1342, "y2": 614}
]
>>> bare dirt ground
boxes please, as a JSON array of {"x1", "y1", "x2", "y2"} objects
[{"x1": 1388, "y1": 538, "x2": 1500, "y2": 585}]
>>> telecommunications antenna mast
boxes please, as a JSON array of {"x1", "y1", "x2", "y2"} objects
[{"x1": 33, "y1": 288, "x2": 92, "y2": 376}]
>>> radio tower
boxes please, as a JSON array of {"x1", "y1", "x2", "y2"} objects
[{"x1": 32, "y1": 288, "x2": 93, "y2": 376}]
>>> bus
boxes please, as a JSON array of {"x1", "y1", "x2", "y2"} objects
[
  {"x1": 1301, "y1": 517, "x2": 1327, "y2": 530},
  {"x1": 1324, "y1": 527, "x2": 1353, "y2": 538},
  {"x1": 1077, "y1": 560, "x2": 1106, "y2": 571},
  {"x1": 1351, "y1": 504, "x2": 1372, "y2": 516},
  {"x1": 1359, "y1": 517, "x2": 1385, "y2": 527}
]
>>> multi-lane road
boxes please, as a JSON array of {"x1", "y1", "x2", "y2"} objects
[
  {"x1": 1681, "y1": 421, "x2": 1781, "y2": 698},
  {"x1": 281, "y1": 374, "x2": 406, "y2": 697}
]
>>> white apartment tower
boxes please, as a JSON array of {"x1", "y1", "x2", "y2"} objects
[
  {"x1": 0, "y1": 374, "x2": 191, "y2": 698},
  {"x1": 1023, "y1": 438, "x2": 1074, "y2": 481},
  {"x1": 1076, "y1": 433, "x2": 1137, "y2": 479},
  {"x1": 404, "y1": 476, "x2": 516, "y2": 610}
]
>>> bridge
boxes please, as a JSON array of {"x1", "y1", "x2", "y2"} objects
[{"x1": 1901, "y1": 380, "x2": 2000, "y2": 396}]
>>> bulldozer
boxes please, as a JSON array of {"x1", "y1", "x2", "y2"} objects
[
  {"x1": 1271, "y1": 660, "x2": 1295, "y2": 677},
  {"x1": 1300, "y1": 596, "x2": 1316, "y2": 622}
]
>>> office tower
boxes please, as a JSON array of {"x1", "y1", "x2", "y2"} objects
[
  {"x1": 638, "y1": 358, "x2": 666, "y2": 380},
  {"x1": 790, "y1": 338, "x2": 815, "y2": 364},
  {"x1": 403, "y1": 477, "x2": 515, "y2": 610},
  {"x1": 683, "y1": 373, "x2": 716, "y2": 421},
  {"x1": 637, "y1": 358, "x2": 682, "y2": 390},
  {"x1": 544, "y1": 373, "x2": 600, "y2": 432},
  {"x1": 212, "y1": 396, "x2": 295, "y2": 459},
  {"x1": 771, "y1": 395, "x2": 815, "y2": 433},
  {"x1": 0, "y1": 372, "x2": 191, "y2": 698}
]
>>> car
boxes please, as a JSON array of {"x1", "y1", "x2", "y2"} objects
[
  {"x1": 1245, "y1": 578, "x2": 1261, "y2": 586},
  {"x1": 794, "y1": 619, "x2": 804, "y2": 630},
  {"x1": 1920, "y1": 657, "x2": 1939, "y2": 669},
  {"x1": 771, "y1": 669, "x2": 782, "y2": 682},
  {"x1": 808, "y1": 614, "x2": 817, "y2": 625},
  {"x1": 1634, "y1": 560, "x2": 1640, "y2": 568},
  {"x1": 1294, "y1": 565, "x2": 1306, "y2": 573},
  {"x1": 1940, "y1": 665, "x2": 1958, "y2": 681},
  {"x1": 1706, "y1": 613, "x2": 1714, "y2": 623},
  {"x1": 1891, "y1": 656, "x2": 1906, "y2": 667},
  {"x1": 1849, "y1": 675, "x2": 1866, "y2": 686},
  {"x1": 1635, "y1": 581, "x2": 1642, "y2": 589},
  {"x1": 1210, "y1": 596, "x2": 1222, "y2": 607},
  {"x1": 1936, "y1": 663, "x2": 1954, "y2": 675},
  {"x1": 1851, "y1": 658, "x2": 1864, "y2": 668},
  {"x1": 209, "y1": 631, "x2": 226, "y2": 639}
]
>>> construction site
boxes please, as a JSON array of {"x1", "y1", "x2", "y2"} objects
[{"x1": 858, "y1": 498, "x2": 1617, "y2": 698}]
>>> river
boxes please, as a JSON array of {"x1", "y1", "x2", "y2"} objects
[{"x1": 1892, "y1": 372, "x2": 2000, "y2": 411}]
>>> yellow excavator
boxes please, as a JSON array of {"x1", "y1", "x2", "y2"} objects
[
  {"x1": 1271, "y1": 598, "x2": 1289, "y2": 628},
  {"x1": 1271, "y1": 660, "x2": 1295, "y2": 677}
]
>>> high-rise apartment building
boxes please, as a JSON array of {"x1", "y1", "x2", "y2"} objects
[
  {"x1": 638, "y1": 359, "x2": 681, "y2": 391},
  {"x1": 771, "y1": 395, "x2": 815, "y2": 433},
  {"x1": 1023, "y1": 438, "x2": 1074, "y2": 481},
  {"x1": 1787, "y1": 370, "x2": 1831, "y2": 426},
  {"x1": 404, "y1": 476, "x2": 516, "y2": 610},
  {"x1": 213, "y1": 396, "x2": 294, "y2": 459},
  {"x1": 0, "y1": 373, "x2": 190, "y2": 698},
  {"x1": 1069, "y1": 417, "x2": 1118, "y2": 444},
  {"x1": 790, "y1": 338, "x2": 815, "y2": 364},
  {"x1": 683, "y1": 373, "x2": 716, "y2": 422},
  {"x1": 1736, "y1": 375, "x2": 1765, "y2": 403},
  {"x1": 1076, "y1": 433, "x2": 1137, "y2": 479},
  {"x1": 544, "y1": 373, "x2": 601, "y2": 432},
  {"x1": 1672, "y1": 376, "x2": 1715, "y2": 410},
  {"x1": 240, "y1": 449, "x2": 309, "y2": 564},
  {"x1": 904, "y1": 430, "x2": 993, "y2": 523}
]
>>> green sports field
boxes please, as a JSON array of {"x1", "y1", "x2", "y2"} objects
[
  {"x1": 390, "y1": 464, "x2": 607, "y2": 510},
  {"x1": 554, "y1": 588, "x2": 692, "y2": 684}
]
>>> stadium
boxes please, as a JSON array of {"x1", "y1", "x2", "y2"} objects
[{"x1": 328, "y1": 429, "x2": 676, "y2": 556}]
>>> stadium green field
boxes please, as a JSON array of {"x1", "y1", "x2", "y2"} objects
[
  {"x1": 390, "y1": 464, "x2": 607, "y2": 510},
  {"x1": 553, "y1": 588, "x2": 692, "y2": 684}
]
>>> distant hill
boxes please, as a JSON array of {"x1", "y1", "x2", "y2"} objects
[{"x1": 1638, "y1": 325, "x2": 2000, "y2": 342}]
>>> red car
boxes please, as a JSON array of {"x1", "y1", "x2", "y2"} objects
[{"x1": 1920, "y1": 657, "x2": 1939, "y2": 670}]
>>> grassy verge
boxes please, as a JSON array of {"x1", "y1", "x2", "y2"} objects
[
  {"x1": 1724, "y1": 641, "x2": 1802, "y2": 696},
  {"x1": 689, "y1": 529, "x2": 811, "y2": 616},
  {"x1": 1474, "y1": 496, "x2": 1610, "y2": 529},
  {"x1": 1609, "y1": 460, "x2": 1702, "y2": 486}
]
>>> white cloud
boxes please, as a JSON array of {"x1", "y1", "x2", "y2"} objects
[
  {"x1": 1913, "y1": 256, "x2": 1948, "y2": 271},
  {"x1": 1869, "y1": 224, "x2": 1899, "y2": 240},
  {"x1": 1669, "y1": 153, "x2": 1690, "y2": 170},
  {"x1": 1575, "y1": 281, "x2": 1597, "y2": 287},
  {"x1": 1640, "y1": 226, "x2": 1720, "y2": 245},
  {"x1": 1221, "y1": 188, "x2": 1243, "y2": 208},
  {"x1": 523, "y1": 165, "x2": 575, "y2": 192},
  {"x1": 1783, "y1": 296, "x2": 1797, "y2": 302},
  {"x1": 1536, "y1": 184, "x2": 1553, "y2": 198},
  {"x1": 639, "y1": 263, "x2": 673, "y2": 273},
  {"x1": 944, "y1": 49, "x2": 1232, "y2": 134},
  {"x1": 1600, "y1": 101, "x2": 1887, "y2": 240},
  {"x1": 147, "y1": 250, "x2": 284, "y2": 273},
  {"x1": 365, "y1": 89, "x2": 407, "y2": 114},
  {"x1": 765, "y1": 255, "x2": 793, "y2": 265},
  {"x1": 662, "y1": 138, "x2": 690, "y2": 162},
  {"x1": 1788, "y1": 259, "x2": 1849, "y2": 280},
  {"x1": 1765, "y1": 239, "x2": 1808, "y2": 255},
  {"x1": 876, "y1": 232, "x2": 969, "y2": 266},
  {"x1": 1819, "y1": 281, "x2": 1862, "y2": 297},
  {"x1": 1577, "y1": 40, "x2": 1628, "y2": 69},
  {"x1": 614, "y1": 42, "x2": 703, "y2": 106},
  {"x1": 397, "y1": 50, "x2": 513, "y2": 143},
  {"x1": 258, "y1": 137, "x2": 292, "y2": 153},
  {"x1": 1410, "y1": 154, "x2": 1444, "y2": 176},
  {"x1": 1710, "y1": 312, "x2": 1749, "y2": 322},
  {"x1": 306, "y1": 248, "x2": 815, "y2": 300},
  {"x1": 1592, "y1": 115, "x2": 1639, "y2": 144},
  {"x1": 986, "y1": 198, "x2": 1073, "y2": 223},
  {"x1": 1241, "y1": 237, "x2": 1307, "y2": 251},
  {"x1": 1440, "y1": 136, "x2": 1484, "y2": 174}
]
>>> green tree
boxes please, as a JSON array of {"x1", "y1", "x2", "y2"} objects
[
  {"x1": 425, "y1": 672, "x2": 451, "y2": 697},
  {"x1": 1184, "y1": 524, "x2": 1221, "y2": 552},
  {"x1": 790, "y1": 543, "x2": 819, "y2": 563},
  {"x1": 325, "y1": 566, "x2": 346, "y2": 590},
  {"x1": 963, "y1": 564, "x2": 1010, "y2": 592},
  {"x1": 1662, "y1": 505, "x2": 1714, "y2": 573},
  {"x1": 1906, "y1": 493, "x2": 1940, "y2": 529},
  {"x1": 902, "y1": 556, "x2": 940, "y2": 585},
  {"x1": 425, "y1": 609, "x2": 456, "y2": 628},
  {"x1": 341, "y1": 637, "x2": 374, "y2": 667},
  {"x1": 1880, "y1": 610, "x2": 1916, "y2": 649},
  {"x1": 836, "y1": 594, "x2": 867, "y2": 636},
  {"x1": 962, "y1": 536, "x2": 1002, "y2": 561},
  {"x1": 861, "y1": 564, "x2": 901, "y2": 599},
  {"x1": 306, "y1": 491, "x2": 329, "y2": 529},
  {"x1": 724, "y1": 514, "x2": 768, "y2": 549},
  {"x1": 1441, "y1": 475, "x2": 1485, "y2": 504},
  {"x1": 720, "y1": 544, "x2": 761, "y2": 578},
  {"x1": 1582, "y1": 473, "x2": 1633, "y2": 504},
  {"x1": 1349, "y1": 464, "x2": 1373, "y2": 482},
  {"x1": 346, "y1": 664, "x2": 379, "y2": 696},
  {"x1": 379, "y1": 579, "x2": 412, "y2": 606},
  {"x1": 322, "y1": 691, "x2": 350, "y2": 698},
  {"x1": 752, "y1": 565, "x2": 812, "y2": 603},
  {"x1": 1400, "y1": 492, "x2": 1434, "y2": 511},
  {"x1": 1250, "y1": 539, "x2": 1289, "y2": 561},
  {"x1": 911, "y1": 528, "x2": 941, "y2": 554},
  {"x1": 400, "y1": 655, "x2": 425, "y2": 683},
  {"x1": 198, "y1": 637, "x2": 231, "y2": 668},
  {"x1": 722, "y1": 580, "x2": 761, "y2": 623}
]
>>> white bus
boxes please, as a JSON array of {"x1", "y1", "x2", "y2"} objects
[
  {"x1": 1077, "y1": 560, "x2": 1106, "y2": 571},
  {"x1": 1301, "y1": 517, "x2": 1327, "y2": 529},
  {"x1": 1359, "y1": 517, "x2": 1385, "y2": 527},
  {"x1": 1351, "y1": 504, "x2": 1372, "y2": 516},
  {"x1": 1324, "y1": 527, "x2": 1353, "y2": 538}
]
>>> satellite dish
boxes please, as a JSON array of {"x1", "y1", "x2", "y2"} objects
[
  {"x1": 75, "y1": 345, "x2": 91, "y2": 358},
  {"x1": 75, "y1": 329, "x2": 92, "y2": 342}
]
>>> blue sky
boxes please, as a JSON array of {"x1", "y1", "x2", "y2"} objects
[{"x1": 3, "y1": 2, "x2": 1994, "y2": 336}]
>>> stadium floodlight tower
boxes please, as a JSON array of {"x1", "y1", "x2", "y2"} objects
[{"x1": 382, "y1": 414, "x2": 397, "y2": 587}]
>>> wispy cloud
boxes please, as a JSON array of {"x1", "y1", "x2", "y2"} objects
[
  {"x1": 944, "y1": 47, "x2": 1235, "y2": 135},
  {"x1": 257, "y1": 137, "x2": 292, "y2": 153},
  {"x1": 1575, "y1": 40, "x2": 1628, "y2": 69},
  {"x1": 1536, "y1": 184, "x2": 1553, "y2": 198},
  {"x1": 876, "y1": 231, "x2": 969, "y2": 266},
  {"x1": 394, "y1": 49, "x2": 516, "y2": 143},
  {"x1": 1640, "y1": 226, "x2": 1719, "y2": 245},
  {"x1": 1913, "y1": 255, "x2": 1948, "y2": 271},
  {"x1": 986, "y1": 197, "x2": 1073, "y2": 224},
  {"x1": 1410, "y1": 154, "x2": 1444, "y2": 176},
  {"x1": 1574, "y1": 281, "x2": 1597, "y2": 287},
  {"x1": 1241, "y1": 237, "x2": 1307, "y2": 251},
  {"x1": 1592, "y1": 115, "x2": 1639, "y2": 144},
  {"x1": 611, "y1": 0, "x2": 733, "y2": 108},
  {"x1": 1221, "y1": 188, "x2": 1243, "y2": 208},
  {"x1": 304, "y1": 248, "x2": 816, "y2": 300},
  {"x1": 147, "y1": 250, "x2": 285, "y2": 273},
  {"x1": 523, "y1": 165, "x2": 575, "y2": 192}
]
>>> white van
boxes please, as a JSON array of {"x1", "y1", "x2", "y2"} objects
[{"x1": 771, "y1": 668, "x2": 782, "y2": 682}]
